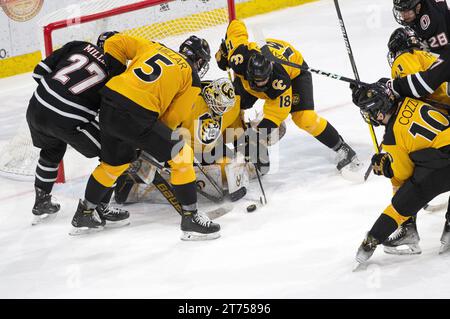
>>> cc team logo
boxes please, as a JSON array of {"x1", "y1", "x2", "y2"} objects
[
  {"x1": 197, "y1": 112, "x2": 222, "y2": 145},
  {"x1": 272, "y1": 79, "x2": 287, "y2": 91},
  {"x1": 1, "y1": 0, "x2": 44, "y2": 22},
  {"x1": 420, "y1": 14, "x2": 431, "y2": 30},
  {"x1": 230, "y1": 54, "x2": 244, "y2": 65}
]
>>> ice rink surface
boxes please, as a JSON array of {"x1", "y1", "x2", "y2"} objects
[{"x1": 1, "y1": 0, "x2": 450, "y2": 298}]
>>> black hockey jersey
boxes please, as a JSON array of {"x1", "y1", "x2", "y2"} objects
[
  {"x1": 409, "y1": 0, "x2": 450, "y2": 51},
  {"x1": 32, "y1": 41, "x2": 108, "y2": 125}
]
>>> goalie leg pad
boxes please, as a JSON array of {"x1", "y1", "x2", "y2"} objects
[{"x1": 225, "y1": 158, "x2": 250, "y2": 202}]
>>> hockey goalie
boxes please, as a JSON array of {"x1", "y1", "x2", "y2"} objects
[{"x1": 114, "y1": 77, "x2": 286, "y2": 205}]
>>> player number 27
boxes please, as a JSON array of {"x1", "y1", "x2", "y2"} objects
[
  {"x1": 53, "y1": 54, "x2": 106, "y2": 94},
  {"x1": 409, "y1": 105, "x2": 450, "y2": 141},
  {"x1": 134, "y1": 53, "x2": 174, "y2": 83}
]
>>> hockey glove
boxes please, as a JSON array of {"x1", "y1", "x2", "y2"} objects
[
  {"x1": 371, "y1": 152, "x2": 394, "y2": 178},
  {"x1": 215, "y1": 39, "x2": 229, "y2": 71}
]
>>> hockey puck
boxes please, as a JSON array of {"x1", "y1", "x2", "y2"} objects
[{"x1": 246, "y1": 204, "x2": 257, "y2": 213}]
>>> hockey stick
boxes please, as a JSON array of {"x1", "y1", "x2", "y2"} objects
[
  {"x1": 151, "y1": 170, "x2": 230, "y2": 220},
  {"x1": 333, "y1": 0, "x2": 380, "y2": 181},
  {"x1": 260, "y1": 46, "x2": 367, "y2": 86},
  {"x1": 140, "y1": 151, "x2": 224, "y2": 203}
]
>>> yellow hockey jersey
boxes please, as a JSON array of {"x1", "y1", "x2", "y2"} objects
[
  {"x1": 180, "y1": 92, "x2": 243, "y2": 153},
  {"x1": 102, "y1": 34, "x2": 201, "y2": 129},
  {"x1": 225, "y1": 19, "x2": 304, "y2": 126},
  {"x1": 383, "y1": 97, "x2": 450, "y2": 188},
  {"x1": 391, "y1": 49, "x2": 450, "y2": 106}
]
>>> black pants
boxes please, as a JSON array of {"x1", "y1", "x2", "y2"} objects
[
  {"x1": 26, "y1": 95, "x2": 101, "y2": 163},
  {"x1": 99, "y1": 97, "x2": 184, "y2": 166},
  {"x1": 393, "y1": 148, "x2": 450, "y2": 217}
]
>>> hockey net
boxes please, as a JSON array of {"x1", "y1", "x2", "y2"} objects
[{"x1": 0, "y1": 0, "x2": 239, "y2": 182}]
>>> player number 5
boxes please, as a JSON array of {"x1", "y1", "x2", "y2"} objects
[{"x1": 134, "y1": 53, "x2": 174, "y2": 83}]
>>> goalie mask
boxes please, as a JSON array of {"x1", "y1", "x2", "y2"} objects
[
  {"x1": 179, "y1": 35, "x2": 211, "y2": 78},
  {"x1": 387, "y1": 27, "x2": 425, "y2": 67},
  {"x1": 202, "y1": 78, "x2": 236, "y2": 116}
]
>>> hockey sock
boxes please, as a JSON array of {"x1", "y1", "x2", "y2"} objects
[
  {"x1": 34, "y1": 157, "x2": 59, "y2": 194},
  {"x1": 100, "y1": 187, "x2": 114, "y2": 205},
  {"x1": 173, "y1": 181, "x2": 197, "y2": 207},
  {"x1": 84, "y1": 175, "x2": 112, "y2": 207},
  {"x1": 369, "y1": 214, "x2": 400, "y2": 243},
  {"x1": 315, "y1": 122, "x2": 341, "y2": 150}
]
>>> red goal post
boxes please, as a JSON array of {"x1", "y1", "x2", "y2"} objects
[{"x1": 38, "y1": 0, "x2": 237, "y2": 183}]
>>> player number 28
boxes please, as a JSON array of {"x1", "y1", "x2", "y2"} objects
[{"x1": 429, "y1": 32, "x2": 448, "y2": 48}]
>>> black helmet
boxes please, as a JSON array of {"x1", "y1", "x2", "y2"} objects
[
  {"x1": 387, "y1": 27, "x2": 424, "y2": 67},
  {"x1": 97, "y1": 31, "x2": 119, "y2": 51},
  {"x1": 246, "y1": 52, "x2": 273, "y2": 92},
  {"x1": 393, "y1": 0, "x2": 422, "y2": 26},
  {"x1": 352, "y1": 82, "x2": 398, "y2": 126},
  {"x1": 179, "y1": 35, "x2": 211, "y2": 78}
]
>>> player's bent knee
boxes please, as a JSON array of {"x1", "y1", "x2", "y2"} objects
[
  {"x1": 92, "y1": 162, "x2": 130, "y2": 188},
  {"x1": 383, "y1": 204, "x2": 411, "y2": 226},
  {"x1": 291, "y1": 110, "x2": 327, "y2": 137},
  {"x1": 168, "y1": 143, "x2": 196, "y2": 185}
]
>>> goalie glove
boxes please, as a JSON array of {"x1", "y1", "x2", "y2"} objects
[
  {"x1": 215, "y1": 39, "x2": 229, "y2": 71},
  {"x1": 371, "y1": 152, "x2": 394, "y2": 178}
]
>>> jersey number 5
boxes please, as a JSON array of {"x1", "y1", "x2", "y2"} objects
[
  {"x1": 134, "y1": 53, "x2": 174, "y2": 83},
  {"x1": 409, "y1": 105, "x2": 450, "y2": 141}
]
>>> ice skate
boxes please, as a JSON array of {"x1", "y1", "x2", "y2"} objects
[
  {"x1": 355, "y1": 233, "x2": 379, "y2": 267},
  {"x1": 31, "y1": 187, "x2": 60, "y2": 225},
  {"x1": 335, "y1": 141, "x2": 361, "y2": 171},
  {"x1": 439, "y1": 215, "x2": 450, "y2": 255},
  {"x1": 181, "y1": 210, "x2": 220, "y2": 241},
  {"x1": 96, "y1": 202, "x2": 130, "y2": 228},
  {"x1": 383, "y1": 217, "x2": 421, "y2": 255},
  {"x1": 69, "y1": 200, "x2": 105, "y2": 235}
]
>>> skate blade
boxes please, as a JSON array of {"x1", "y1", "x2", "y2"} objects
[
  {"x1": 69, "y1": 226, "x2": 104, "y2": 236},
  {"x1": 104, "y1": 219, "x2": 131, "y2": 228},
  {"x1": 352, "y1": 261, "x2": 367, "y2": 272},
  {"x1": 31, "y1": 213, "x2": 57, "y2": 226},
  {"x1": 181, "y1": 231, "x2": 221, "y2": 241},
  {"x1": 340, "y1": 163, "x2": 365, "y2": 184},
  {"x1": 424, "y1": 202, "x2": 447, "y2": 213},
  {"x1": 439, "y1": 243, "x2": 450, "y2": 255},
  {"x1": 383, "y1": 244, "x2": 422, "y2": 255}
]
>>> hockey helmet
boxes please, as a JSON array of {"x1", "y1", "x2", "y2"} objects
[
  {"x1": 246, "y1": 52, "x2": 273, "y2": 92},
  {"x1": 353, "y1": 82, "x2": 398, "y2": 126},
  {"x1": 387, "y1": 27, "x2": 425, "y2": 67},
  {"x1": 179, "y1": 35, "x2": 211, "y2": 78},
  {"x1": 97, "y1": 31, "x2": 119, "y2": 51},
  {"x1": 393, "y1": 0, "x2": 422, "y2": 26}
]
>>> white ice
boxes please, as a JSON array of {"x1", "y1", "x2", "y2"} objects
[{"x1": 1, "y1": 0, "x2": 450, "y2": 298}]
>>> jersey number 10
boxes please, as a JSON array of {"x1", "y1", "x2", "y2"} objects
[{"x1": 409, "y1": 105, "x2": 450, "y2": 141}]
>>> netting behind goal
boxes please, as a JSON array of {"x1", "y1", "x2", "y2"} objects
[{"x1": 0, "y1": 0, "x2": 241, "y2": 182}]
